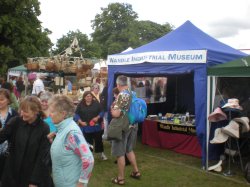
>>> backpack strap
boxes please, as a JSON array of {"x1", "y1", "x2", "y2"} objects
[
  {"x1": 125, "y1": 90, "x2": 139, "y2": 126},
  {"x1": 127, "y1": 90, "x2": 133, "y2": 108}
]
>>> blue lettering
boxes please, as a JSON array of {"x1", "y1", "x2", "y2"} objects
[
  {"x1": 168, "y1": 54, "x2": 203, "y2": 61},
  {"x1": 132, "y1": 56, "x2": 146, "y2": 62},
  {"x1": 109, "y1": 57, "x2": 131, "y2": 63},
  {"x1": 148, "y1": 55, "x2": 166, "y2": 60}
]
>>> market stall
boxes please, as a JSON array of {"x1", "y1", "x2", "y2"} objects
[
  {"x1": 206, "y1": 55, "x2": 250, "y2": 169},
  {"x1": 107, "y1": 20, "x2": 246, "y2": 166},
  {"x1": 7, "y1": 65, "x2": 27, "y2": 81},
  {"x1": 23, "y1": 56, "x2": 107, "y2": 102},
  {"x1": 142, "y1": 112, "x2": 201, "y2": 157}
]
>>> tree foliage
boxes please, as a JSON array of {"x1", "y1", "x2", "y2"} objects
[
  {"x1": 52, "y1": 30, "x2": 102, "y2": 58},
  {"x1": 129, "y1": 20, "x2": 174, "y2": 47},
  {"x1": 1, "y1": 0, "x2": 175, "y2": 76},
  {"x1": 91, "y1": 3, "x2": 138, "y2": 56},
  {"x1": 0, "y1": 0, "x2": 52, "y2": 75},
  {"x1": 91, "y1": 3, "x2": 174, "y2": 57},
  {"x1": 53, "y1": 3, "x2": 174, "y2": 59}
]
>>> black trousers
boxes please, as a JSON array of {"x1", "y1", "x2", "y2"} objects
[
  {"x1": 0, "y1": 154, "x2": 6, "y2": 180},
  {"x1": 84, "y1": 130, "x2": 104, "y2": 153}
]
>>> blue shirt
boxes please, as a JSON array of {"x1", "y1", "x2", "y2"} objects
[
  {"x1": 44, "y1": 117, "x2": 57, "y2": 132},
  {"x1": 67, "y1": 81, "x2": 72, "y2": 92}
]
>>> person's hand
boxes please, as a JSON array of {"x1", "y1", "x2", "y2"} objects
[
  {"x1": 76, "y1": 182, "x2": 85, "y2": 187},
  {"x1": 47, "y1": 132, "x2": 56, "y2": 143},
  {"x1": 111, "y1": 108, "x2": 121, "y2": 118},
  {"x1": 92, "y1": 116, "x2": 99, "y2": 123},
  {"x1": 79, "y1": 121, "x2": 87, "y2": 126},
  {"x1": 29, "y1": 184, "x2": 38, "y2": 187}
]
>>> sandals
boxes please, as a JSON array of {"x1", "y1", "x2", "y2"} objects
[
  {"x1": 111, "y1": 177, "x2": 125, "y2": 185},
  {"x1": 111, "y1": 171, "x2": 141, "y2": 185},
  {"x1": 130, "y1": 171, "x2": 141, "y2": 179}
]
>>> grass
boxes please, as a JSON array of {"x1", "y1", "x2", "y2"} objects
[{"x1": 88, "y1": 137, "x2": 249, "y2": 187}]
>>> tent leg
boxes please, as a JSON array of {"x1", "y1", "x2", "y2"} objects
[{"x1": 206, "y1": 76, "x2": 216, "y2": 170}]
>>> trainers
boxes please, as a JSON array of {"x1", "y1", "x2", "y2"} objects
[
  {"x1": 101, "y1": 153, "x2": 108, "y2": 160},
  {"x1": 88, "y1": 144, "x2": 94, "y2": 152},
  {"x1": 102, "y1": 134, "x2": 108, "y2": 140}
]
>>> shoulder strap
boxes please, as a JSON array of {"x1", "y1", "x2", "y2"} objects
[{"x1": 128, "y1": 90, "x2": 133, "y2": 108}]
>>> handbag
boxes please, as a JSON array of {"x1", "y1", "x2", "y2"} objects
[
  {"x1": 107, "y1": 116, "x2": 129, "y2": 141},
  {"x1": 0, "y1": 121, "x2": 9, "y2": 157}
]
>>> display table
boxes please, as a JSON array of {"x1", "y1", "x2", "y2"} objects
[{"x1": 142, "y1": 119, "x2": 202, "y2": 157}]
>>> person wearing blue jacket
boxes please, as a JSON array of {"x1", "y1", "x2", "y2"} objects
[{"x1": 49, "y1": 95, "x2": 94, "y2": 187}]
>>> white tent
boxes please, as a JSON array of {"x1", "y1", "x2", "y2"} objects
[
  {"x1": 121, "y1": 47, "x2": 133, "y2": 53},
  {"x1": 93, "y1": 59, "x2": 107, "y2": 70}
]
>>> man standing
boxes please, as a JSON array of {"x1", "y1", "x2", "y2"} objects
[
  {"x1": 32, "y1": 74, "x2": 45, "y2": 95},
  {"x1": 111, "y1": 75, "x2": 141, "y2": 185}
]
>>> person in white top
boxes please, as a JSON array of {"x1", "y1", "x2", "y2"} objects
[{"x1": 32, "y1": 74, "x2": 45, "y2": 95}]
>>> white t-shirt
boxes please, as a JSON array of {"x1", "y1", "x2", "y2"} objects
[{"x1": 32, "y1": 78, "x2": 45, "y2": 95}]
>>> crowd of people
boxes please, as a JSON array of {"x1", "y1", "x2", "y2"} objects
[{"x1": 0, "y1": 75, "x2": 141, "y2": 186}]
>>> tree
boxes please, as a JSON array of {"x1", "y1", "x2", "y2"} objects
[
  {"x1": 91, "y1": 3, "x2": 138, "y2": 57},
  {"x1": 52, "y1": 3, "x2": 174, "y2": 59},
  {"x1": 127, "y1": 20, "x2": 174, "y2": 47},
  {"x1": 0, "y1": 0, "x2": 52, "y2": 75},
  {"x1": 52, "y1": 30, "x2": 102, "y2": 58},
  {"x1": 91, "y1": 3, "x2": 174, "y2": 58}
]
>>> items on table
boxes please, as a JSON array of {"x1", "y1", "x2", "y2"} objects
[{"x1": 147, "y1": 113, "x2": 195, "y2": 126}]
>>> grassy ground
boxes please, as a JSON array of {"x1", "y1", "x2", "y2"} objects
[{"x1": 88, "y1": 137, "x2": 249, "y2": 187}]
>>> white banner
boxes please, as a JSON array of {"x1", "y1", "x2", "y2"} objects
[
  {"x1": 107, "y1": 50, "x2": 207, "y2": 65},
  {"x1": 8, "y1": 71, "x2": 27, "y2": 77}
]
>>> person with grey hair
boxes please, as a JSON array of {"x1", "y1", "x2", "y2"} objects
[
  {"x1": 49, "y1": 95, "x2": 94, "y2": 187},
  {"x1": 91, "y1": 83, "x2": 101, "y2": 102},
  {"x1": 111, "y1": 75, "x2": 141, "y2": 185},
  {"x1": 39, "y1": 91, "x2": 56, "y2": 133}
]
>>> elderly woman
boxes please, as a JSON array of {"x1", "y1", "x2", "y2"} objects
[
  {"x1": 49, "y1": 95, "x2": 94, "y2": 187},
  {"x1": 74, "y1": 91, "x2": 107, "y2": 160},
  {"x1": 0, "y1": 96, "x2": 53, "y2": 187},
  {"x1": 39, "y1": 91, "x2": 56, "y2": 133}
]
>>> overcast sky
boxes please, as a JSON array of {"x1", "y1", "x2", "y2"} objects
[{"x1": 38, "y1": 0, "x2": 250, "y2": 52}]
